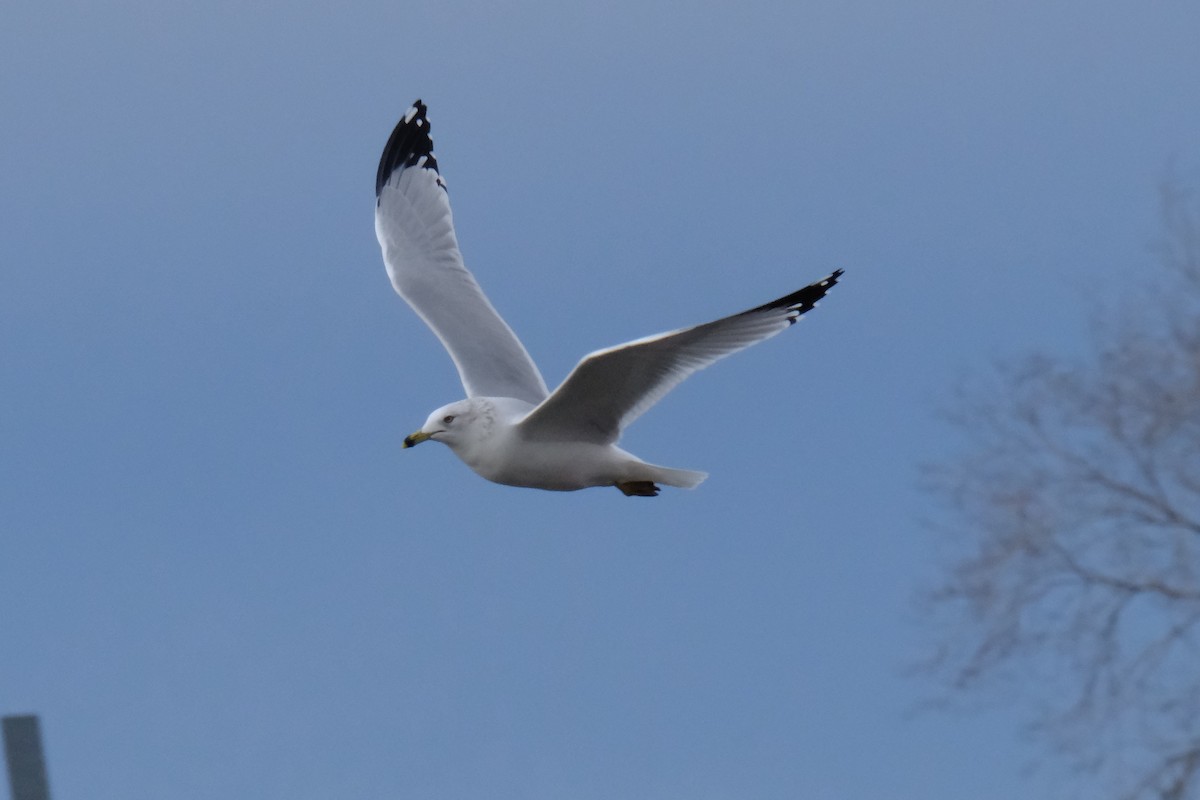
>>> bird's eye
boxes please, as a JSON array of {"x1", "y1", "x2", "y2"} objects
[{"x1": 442, "y1": 414, "x2": 455, "y2": 424}]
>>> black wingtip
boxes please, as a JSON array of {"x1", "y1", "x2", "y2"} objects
[
  {"x1": 749, "y1": 269, "x2": 844, "y2": 322},
  {"x1": 375, "y1": 98, "x2": 441, "y2": 199}
]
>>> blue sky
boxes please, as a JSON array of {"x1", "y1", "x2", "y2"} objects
[{"x1": 2, "y1": 1, "x2": 1198, "y2": 797}]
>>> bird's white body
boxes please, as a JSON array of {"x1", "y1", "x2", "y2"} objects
[
  {"x1": 375, "y1": 100, "x2": 841, "y2": 496},
  {"x1": 413, "y1": 397, "x2": 707, "y2": 493}
]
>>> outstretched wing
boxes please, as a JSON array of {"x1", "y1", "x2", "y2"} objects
[
  {"x1": 374, "y1": 100, "x2": 549, "y2": 405},
  {"x1": 517, "y1": 270, "x2": 842, "y2": 444}
]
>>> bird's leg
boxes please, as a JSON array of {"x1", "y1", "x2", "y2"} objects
[{"x1": 615, "y1": 481, "x2": 661, "y2": 497}]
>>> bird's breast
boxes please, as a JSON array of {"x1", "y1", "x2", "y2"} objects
[{"x1": 464, "y1": 436, "x2": 622, "y2": 491}]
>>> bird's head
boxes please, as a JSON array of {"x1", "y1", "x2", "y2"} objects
[{"x1": 403, "y1": 399, "x2": 488, "y2": 451}]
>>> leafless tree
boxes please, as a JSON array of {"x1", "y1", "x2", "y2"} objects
[{"x1": 920, "y1": 180, "x2": 1200, "y2": 800}]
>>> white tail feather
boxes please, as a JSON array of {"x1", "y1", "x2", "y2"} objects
[{"x1": 647, "y1": 464, "x2": 708, "y2": 489}]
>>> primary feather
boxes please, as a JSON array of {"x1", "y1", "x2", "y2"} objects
[
  {"x1": 518, "y1": 271, "x2": 842, "y2": 444},
  {"x1": 374, "y1": 100, "x2": 549, "y2": 405}
]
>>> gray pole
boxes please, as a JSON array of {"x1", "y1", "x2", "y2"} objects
[{"x1": 2, "y1": 716, "x2": 51, "y2": 800}]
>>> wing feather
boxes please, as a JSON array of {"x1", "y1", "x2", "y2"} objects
[
  {"x1": 518, "y1": 271, "x2": 842, "y2": 443},
  {"x1": 374, "y1": 100, "x2": 549, "y2": 405}
]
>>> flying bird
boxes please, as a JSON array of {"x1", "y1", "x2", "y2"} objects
[{"x1": 375, "y1": 99, "x2": 842, "y2": 496}]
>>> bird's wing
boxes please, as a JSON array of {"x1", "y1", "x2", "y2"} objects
[
  {"x1": 517, "y1": 270, "x2": 842, "y2": 444},
  {"x1": 374, "y1": 100, "x2": 549, "y2": 405}
]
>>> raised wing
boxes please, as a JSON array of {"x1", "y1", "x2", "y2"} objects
[
  {"x1": 518, "y1": 270, "x2": 842, "y2": 444},
  {"x1": 375, "y1": 100, "x2": 549, "y2": 405}
]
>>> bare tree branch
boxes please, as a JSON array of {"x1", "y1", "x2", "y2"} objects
[{"x1": 919, "y1": 179, "x2": 1200, "y2": 800}]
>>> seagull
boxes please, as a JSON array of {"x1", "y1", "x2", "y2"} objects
[{"x1": 375, "y1": 99, "x2": 842, "y2": 496}]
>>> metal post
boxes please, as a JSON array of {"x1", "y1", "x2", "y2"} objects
[{"x1": 2, "y1": 715, "x2": 51, "y2": 800}]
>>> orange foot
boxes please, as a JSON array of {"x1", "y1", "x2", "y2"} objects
[{"x1": 616, "y1": 481, "x2": 661, "y2": 497}]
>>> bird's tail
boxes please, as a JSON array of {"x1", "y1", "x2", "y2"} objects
[{"x1": 645, "y1": 464, "x2": 708, "y2": 490}]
